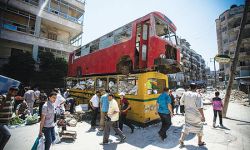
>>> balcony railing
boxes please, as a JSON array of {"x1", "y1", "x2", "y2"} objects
[
  {"x1": 18, "y1": 0, "x2": 84, "y2": 24},
  {"x1": 240, "y1": 66, "x2": 250, "y2": 70},
  {"x1": 0, "y1": 17, "x2": 35, "y2": 35},
  {"x1": 76, "y1": 0, "x2": 86, "y2": 4},
  {"x1": 19, "y1": 0, "x2": 39, "y2": 6}
]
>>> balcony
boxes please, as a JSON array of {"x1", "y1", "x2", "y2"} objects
[
  {"x1": 239, "y1": 51, "x2": 250, "y2": 60},
  {"x1": 7, "y1": 0, "x2": 83, "y2": 35},
  {"x1": 0, "y1": 27, "x2": 78, "y2": 52}
]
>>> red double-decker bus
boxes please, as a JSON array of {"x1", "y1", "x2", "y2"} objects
[{"x1": 68, "y1": 11, "x2": 181, "y2": 77}]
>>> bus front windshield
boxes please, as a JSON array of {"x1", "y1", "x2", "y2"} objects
[{"x1": 155, "y1": 17, "x2": 177, "y2": 46}]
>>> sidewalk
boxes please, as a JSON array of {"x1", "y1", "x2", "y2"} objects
[{"x1": 5, "y1": 102, "x2": 250, "y2": 150}]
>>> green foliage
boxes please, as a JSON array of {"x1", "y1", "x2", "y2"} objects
[
  {"x1": 1, "y1": 51, "x2": 35, "y2": 85},
  {"x1": 1, "y1": 51, "x2": 68, "y2": 89},
  {"x1": 34, "y1": 51, "x2": 68, "y2": 89}
]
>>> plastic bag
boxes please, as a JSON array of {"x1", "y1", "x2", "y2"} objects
[
  {"x1": 37, "y1": 136, "x2": 45, "y2": 150},
  {"x1": 31, "y1": 137, "x2": 39, "y2": 150},
  {"x1": 53, "y1": 126, "x2": 61, "y2": 144}
]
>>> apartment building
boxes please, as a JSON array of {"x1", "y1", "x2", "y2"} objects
[
  {"x1": 179, "y1": 38, "x2": 206, "y2": 83},
  {"x1": 216, "y1": 4, "x2": 250, "y2": 91},
  {"x1": 0, "y1": 0, "x2": 85, "y2": 66},
  {"x1": 168, "y1": 37, "x2": 206, "y2": 88}
]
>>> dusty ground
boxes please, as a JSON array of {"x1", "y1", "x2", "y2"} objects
[{"x1": 5, "y1": 101, "x2": 250, "y2": 150}]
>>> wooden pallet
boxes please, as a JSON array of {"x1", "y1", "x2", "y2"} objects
[{"x1": 59, "y1": 130, "x2": 77, "y2": 139}]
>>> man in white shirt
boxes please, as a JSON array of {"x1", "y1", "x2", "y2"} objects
[
  {"x1": 101, "y1": 94, "x2": 126, "y2": 145},
  {"x1": 53, "y1": 88, "x2": 66, "y2": 117},
  {"x1": 89, "y1": 91, "x2": 101, "y2": 129}
]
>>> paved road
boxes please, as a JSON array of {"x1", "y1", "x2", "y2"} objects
[{"x1": 5, "y1": 102, "x2": 250, "y2": 150}]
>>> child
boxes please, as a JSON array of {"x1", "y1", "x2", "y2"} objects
[{"x1": 212, "y1": 91, "x2": 223, "y2": 127}]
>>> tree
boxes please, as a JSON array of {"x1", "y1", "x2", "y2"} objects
[
  {"x1": 1, "y1": 51, "x2": 68, "y2": 90},
  {"x1": 1, "y1": 51, "x2": 35, "y2": 85},
  {"x1": 33, "y1": 51, "x2": 68, "y2": 89}
]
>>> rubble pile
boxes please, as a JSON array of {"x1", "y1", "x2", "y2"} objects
[{"x1": 202, "y1": 89, "x2": 249, "y2": 105}]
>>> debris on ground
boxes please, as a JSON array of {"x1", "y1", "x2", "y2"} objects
[{"x1": 201, "y1": 89, "x2": 249, "y2": 106}]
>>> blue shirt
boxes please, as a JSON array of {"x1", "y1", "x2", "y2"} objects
[
  {"x1": 157, "y1": 92, "x2": 171, "y2": 114},
  {"x1": 100, "y1": 93, "x2": 109, "y2": 112}
]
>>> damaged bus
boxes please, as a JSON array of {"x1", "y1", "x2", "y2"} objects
[
  {"x1": 68, "y1": 11, "x2": 181, "y2": 77},
  {"x1": 66, "y1": 72, "x2": 168, "y2": 124},
  {"x1": 67, "y1": 11, "x2": 180, "y2": 124}
]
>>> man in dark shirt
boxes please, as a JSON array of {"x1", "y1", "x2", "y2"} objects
[
  {"x1": 0, "y1": 86, "x2": 19, "y2": 150},
  {"x1": 16, "y1": 100, "x2": 29, "y2": 120},
  {"x1": 169, "y1": 90, "x2": 175, "y2": 113},
  {"x1": 118, "y1": 92, "x2": 134, "y2": 133}
]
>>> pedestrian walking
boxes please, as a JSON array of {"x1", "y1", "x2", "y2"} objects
[
  {"x1": 118, "y1": 92, "x2": 134, "y2": 133},
  {"x1": 23, "y1": 87, "x2": 35, "y2": 115},
  {"x1": 212, "y1": 91, "x2": 223, "y2": 128},
  {"x1": 39, "y1": 90, "x2": 48, "y2": 117},
  {"x1": 179, "y1": 83, "x2": 206, "y2": 147},
  {"x1": 101, "y1": 93, "x2": 126, "y2": 145},
  {"x1": 89, "y1": 91, "x2": 101, "y2": 129},
  {"x1": 34, "y1": 87, "x2": 40, "y2": 105},
  {"x1": 169, "y1": 90, "x2": 175, "y2": 113},
  {"x1": 174, "y1": 95, "x2": 180, "y2": 114},
  {"x1": 39, "y1": 92, "x2": 57, "y2": 150},
  {"x1": 53, "y1": 88, "x2": 66, "y2": 120},
  {"x1": 0, "y1": 86, "x2": 19, "y2": 150},
  {"x1": 180, "y1": 93, "x2": 185, "y2": 115},
  {"x1": 155, "y1": 87, "x2": 173, "y2": 141},
  {"x1": 99, "y1": 90, "x2": 110, "y2": 131}
]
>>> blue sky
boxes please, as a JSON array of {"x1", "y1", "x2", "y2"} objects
[{"x1": 82, "y1": 0, "x2": 245, "y2": 71}]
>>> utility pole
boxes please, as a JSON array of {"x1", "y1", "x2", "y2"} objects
[
  {"x1": 223, "y1": 0, "x2": 249, "y2": 117},
  {"x1": 210, "y1": 58, "x2": 217, "y2": 88},
  {"x1": 214, "y1": 59, "x2": 217, "y2": 88}
]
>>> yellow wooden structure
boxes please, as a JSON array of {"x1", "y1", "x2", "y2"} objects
[{"x1": 66, "y1": 72, "x2": 168, "y2": 124}]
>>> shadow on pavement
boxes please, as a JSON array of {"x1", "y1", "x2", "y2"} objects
[
  {"x1": 103, "y1": 142, "x2": 118, "y2": 150},
  {"x1": 184, "y1": 144, "x2": 208, "y2": 150},
  {"x1": 122, "y1": 124, "x2": 195, "y2": 149},
  {"x1": 225, "y1": 117, "x2": 250, "y2": 124},
  {"x1": 60, "y1": 138, "x2": 75, "y2": 143}
]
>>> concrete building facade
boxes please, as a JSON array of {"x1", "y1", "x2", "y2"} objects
[
  {"x1": 216, "y1": 5, "x2": 250, "y2": 92},
  {"x1": 168, "y1": 37, "x2": 206, "y2": 88},
  {"x1": 0, "y1": 0, "x2": 85, "y2": 66},
  {"x1": 179, "y1": 38, "x2": 206, "y2": 83}
]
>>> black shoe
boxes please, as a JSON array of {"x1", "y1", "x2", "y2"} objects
[
  {"x1": 120, "y1": 136, "x2": 126, "y2": 143},
  {"x1": 115, "y1": 133, "x2": 118, "y2": 135}
]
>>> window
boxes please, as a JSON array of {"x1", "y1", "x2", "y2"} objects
[
  {"x1": 108, "y1": 77, "x2": 117, "y2": 93},
  {"x1": 142, "y1": 45, "x2": 147, "y2": 61},
  {"x1": 118, "y1": 76, "x2": 138, "y2": 95},
  {"x1": 48, "y1": 32, "x2": 57, "y2": 40},
  {"x1": 85, "y1": 78, "x2": 95, "y2": 90},
  {"x1": 90, "y1": 40, "x2": 99, "y2": 53},
  {"x1": 165, "y1": 45, "x2": 177, "y2": 60},
  {"x1": 81, "y1": 45, "x2": 90, "y2": 56},
  {"x1": 99, "y1": 33, "x2": 114, "y2": 49},
  {"x1": 155, "y1": 17, "x2": 177, "y2": 45},
  {"x1": 142, "y1": 24, "x2": 148, "y2": 40},
  {"x1": 114, "y1": 24, "x2": 132, "y2": 44},
  {"x1": 74, "y1": 48, "x2": 81, "y2": 59},
  {"x1": 146, "y1": 78, "x2": 166, "y2": 95},
  {"x1": 96, "y1": 78, "x2": 107, "y2": 91}
]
